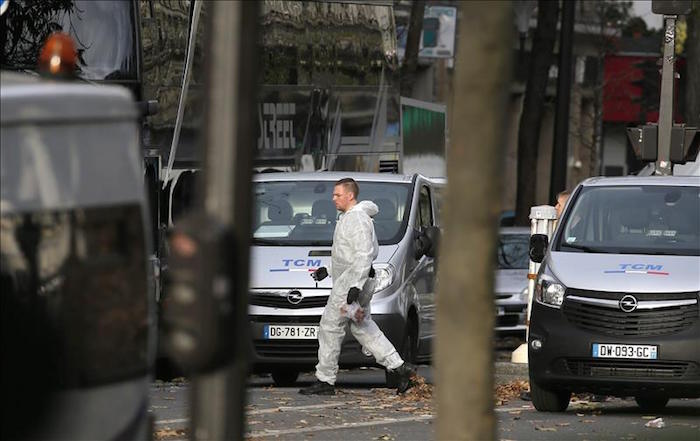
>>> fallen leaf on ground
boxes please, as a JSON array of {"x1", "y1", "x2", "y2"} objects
[
  {"x1": 535, "y1": 427, "x2": 557, "y2": 431},
  {"x1": 398, "y1": 374, "x2": 433, "y2": 402},
  {"x1": 494, "y1": 380, "x2": 529, "y2": 406},
  {"x1": 154, "y1": 428, "x2": 187, "y2": 440}
]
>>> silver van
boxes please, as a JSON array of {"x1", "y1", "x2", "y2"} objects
[
  {"x1": 528, "y1": 175, "x2": 700, "y2": 412},
  {"x1": 248, "y1": 172, "x2": 441, "y2": 386},
  {"x1": 1, "y1": 72, "x2": 154, "y2": 439},
  {"x1": 495, "y1": 227, "x2": 530, "y2": 335}
]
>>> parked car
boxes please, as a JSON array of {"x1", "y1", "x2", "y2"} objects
[
  {"x1": 495, "y1": 227, "x2": 530, "y2": 336},
  {"x1": 248, "y1": 172, "x2": 442, "y2": 386}
]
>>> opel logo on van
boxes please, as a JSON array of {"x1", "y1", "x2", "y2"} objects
[
  {"x1": 287, "y1": 290, "x2": 303, "y2": 305},
  {"x1": 619, "y1": 295, "x2": 638, "y2": 313}
]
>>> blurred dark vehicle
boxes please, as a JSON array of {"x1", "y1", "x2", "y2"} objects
[{"x1": 1, "y1": 71, "x2": 154, "y2": 440}]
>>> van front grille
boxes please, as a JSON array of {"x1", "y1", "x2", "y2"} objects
[
  {"x1": 255, "y1": 340, "x2": 320, "y2": 358},
  {"x1": 563, "y1": 290, "x2": 699, "y2": 337},
  {"x1": 565, "y1": 359, "x2": 698, "y2": 379},
  {"x1": 249, "y1": 315, "x2": 321, "y2": 324},
  {"x1": 250, "y1": 294, "x2": 328, "y2": 309}
]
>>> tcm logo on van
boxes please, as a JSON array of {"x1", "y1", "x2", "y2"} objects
[
  {"x1": 270, "y1": 259, "x2": 322, "y2": 273},
  {"x1": 604, "y1": 263, "x2": 669, "y2": 276}
]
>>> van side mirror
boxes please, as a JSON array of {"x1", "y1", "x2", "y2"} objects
[
  {"x1": 423, "y1": 226, "x2": 441, "y2": 258},
  {"x1": 529, "y1": 234, "x2": 548, "y2": 263},
  {"x1": 414, "y1": 227, "x2": 441, "y2": 259}
]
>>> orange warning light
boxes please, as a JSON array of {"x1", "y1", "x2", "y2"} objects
[{"x1": 38, "y1": 32, "x2": 77, "y2": 77}]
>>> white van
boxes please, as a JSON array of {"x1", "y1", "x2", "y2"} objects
[{"x1": 247, "y1": 172, "x2": 442, "y2": 386}]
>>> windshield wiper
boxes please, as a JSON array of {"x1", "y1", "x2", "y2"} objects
[
  {"x1": 560, "y1": 242, "x2": 610, "y2": 253},
  {"x1": 251, "y1": 238, "x2": 284, "y2": 245}
]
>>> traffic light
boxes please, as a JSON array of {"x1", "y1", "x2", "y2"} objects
[
  {"x1": 626, "y1": 124, "x2": 699, "y2": 165},
  {"x1": 161, "y1": 213, "x2": 236, "y2": 373},
  {"x1": 669, "y1": 126, "x2": 699, "y2": 164},
  {"x1": 627, "y1": 124, "x2": 658, "y2": 162},
  {"x1": 651, "y1": 0, "x2": 692, "y2": 15}
]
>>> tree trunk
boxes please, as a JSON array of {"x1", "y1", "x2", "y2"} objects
[
  {"x1": 514, "y1": 0, "x2": 559, "y2": 226},
  {"x1": 685, "y1": 9, "x2": 700, "y2": 127},
  {"x1": 436, "y1": 2, "x2": 511, "y2": 440},
  {"x1": 401, "y1": 0, "x2": 426, "y2": 97}
]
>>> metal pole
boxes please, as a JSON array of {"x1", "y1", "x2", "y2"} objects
[
  {"x1": 549, "y1": 0, "x2": 575, "y2": 202},
  {"x1": 190, "y1": 2, "x2": 259, "y2": 440},
  {"x1": 656, "y1": 15, "x2": 677, "y2": 175}
]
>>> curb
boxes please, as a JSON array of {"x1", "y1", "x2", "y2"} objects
[{"x1": 494, "y1": 361, "x2": 529, "y2": 379}]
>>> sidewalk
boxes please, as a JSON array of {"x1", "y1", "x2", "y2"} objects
[{"x1": 494, "y1": 361, "x2": 529, "y2": 385}]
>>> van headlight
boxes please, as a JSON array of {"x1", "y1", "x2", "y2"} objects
[
  {"x1": 535, "y1": 269, "x2": 565, "y2": 308},
  {"x1": 519, "y1": 287, "x2": 530, "y2": 304},
  {"x1": 372, "y1": 264, "x2": 395, "y2": 293}
]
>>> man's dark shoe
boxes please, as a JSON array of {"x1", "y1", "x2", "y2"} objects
[
  {"x1": 299, "y1": 380, "x2": 335, "y2": 395},
  {"x1": 394, "y1": 362, "x2": 416, "y2": 394}
]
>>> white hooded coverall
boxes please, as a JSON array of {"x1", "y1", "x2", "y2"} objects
[{"x1": 315, "y1": 200, "x2": 404, "y2": 385}]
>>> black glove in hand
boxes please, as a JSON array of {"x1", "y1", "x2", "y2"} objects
[
  {"x1": 347, "y1": 287, "x2": 360, "y2": 304},
  {"x1": 310, "y1": 267, "x2": 328, "y2": 281}
]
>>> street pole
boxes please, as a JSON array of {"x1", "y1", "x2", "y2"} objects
[
  {"x1": 436, "y1": 2, "x2": 511, "y2": 440},
  {"x1": 549, "y1": 0, "x2": 575, "y2": 201},
  {"x1": 656, "y1": 15, "x2": 677, "y2": 175},
  {"x1": 190, "y1": 2, "x2": 259, "y2": 440}
]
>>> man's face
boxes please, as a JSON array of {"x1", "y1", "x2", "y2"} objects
[
  {"x1": 555, "y1": 195, "x2": 568, "y2": 218},
  {"x1": 332, "y1": 184, "x2": 354, "y2": 212}
]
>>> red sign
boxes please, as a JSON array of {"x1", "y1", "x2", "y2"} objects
[{"x1": 603, "y1": 55, "x2": 684, "y2": 123}]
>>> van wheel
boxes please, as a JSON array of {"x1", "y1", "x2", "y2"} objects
[
  {"x1": 386, "y1": 317, "x2": 418, "y2": 388},
  {"x1": 635, "y1": 395, "x2": 669, "y2": 411},
  {"x1": 530, "y1": 378, "x2": 570, "y2": 412},
  {"x1": 271, "y1": 370, "x2": 299, "y2": 387}
]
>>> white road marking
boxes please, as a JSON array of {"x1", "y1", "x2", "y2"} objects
[
  {"x1": 246, "y1": 414, "x2": 434, "y2": 438},
  {"x1": 154, "y1": 401, "x2": 358, "y2": 426},
  {"x1": 495, "y1": 406, "x2": 534, "y2": 412},
  {"x1": 249, "y1": 401, "x2": 358, "y2": 415},
  {"x1": 155, "y1": 418, "x2": 188, "y2": 426}
]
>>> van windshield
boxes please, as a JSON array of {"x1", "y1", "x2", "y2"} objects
[
  {"x1": 555, "y1": 185, "x2": 700, "y2": 256},
  {"x1": 498, "y1": 233, "x2": 530, "y2": 269},
  {"x1": 252, "y1": 181, "x2": 412, "y2": 246}
]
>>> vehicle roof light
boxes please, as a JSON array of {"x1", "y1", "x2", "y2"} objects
[{"x1": 38, "y1": 32, "x2": 77, "y2": 78}]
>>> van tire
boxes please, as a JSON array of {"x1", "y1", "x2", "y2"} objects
[
  {"x1": 271, "y1": 369, "x2": 299, "y2": 387},
  {"x1": 530, "y1": 378, "x2": 570, "y2": 412},
  {"x1": 635, "y1": 395, "x2": 669, "y2": 411},
  {"x1": 386, "y1": 316, "x2": 418, "y2": 388}
]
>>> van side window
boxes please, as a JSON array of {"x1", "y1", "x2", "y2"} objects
[{"x1": 418, "y1": 185, "x2": 433, "y2": 229}]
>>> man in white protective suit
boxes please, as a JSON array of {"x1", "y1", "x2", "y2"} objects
[{"x1": 299, "y1": 178, "x2": 416, "y2": 396}]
